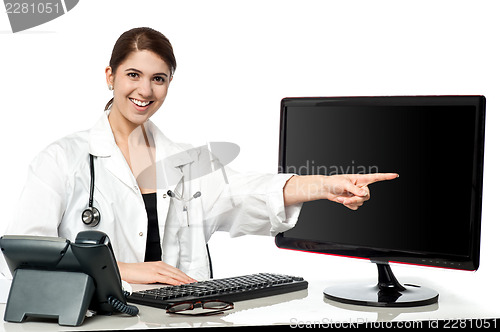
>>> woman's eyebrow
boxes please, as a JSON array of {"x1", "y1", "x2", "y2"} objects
[{"x1": 125, "y1": 68, "x2": 169, "y2": 77}]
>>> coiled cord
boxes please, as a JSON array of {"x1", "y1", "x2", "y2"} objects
[{"x1": 107, "y1": 291, "x2": 139, "y2": 316}]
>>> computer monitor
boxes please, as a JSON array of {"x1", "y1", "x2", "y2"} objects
[{"x1": 275, "y1": 95, "x2": 486, "y2": 307}]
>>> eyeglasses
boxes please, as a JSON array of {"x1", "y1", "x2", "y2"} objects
[{"x1": 165, "y1": 300, "x2": 234, "y2": 316}]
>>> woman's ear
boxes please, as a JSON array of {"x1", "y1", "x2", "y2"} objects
[{"x1": 105, "y1": 66, "x2": 114, "y2": 87}]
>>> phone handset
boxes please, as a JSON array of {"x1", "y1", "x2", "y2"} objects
[{"x1": 73, "y1": 231, "x2": 138, "y2": 316}]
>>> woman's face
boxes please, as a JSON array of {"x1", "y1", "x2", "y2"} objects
[{"x1": 106, "y1": 50, "x2": 172, "y2": 129}]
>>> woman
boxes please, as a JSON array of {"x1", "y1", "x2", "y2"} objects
[{"x1": 6, "y1": 27, "x2": 397, "y2": 285}]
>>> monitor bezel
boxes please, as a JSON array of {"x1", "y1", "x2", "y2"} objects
[{"x1": 275, "y1": 95, "x2": 486, "y2": 271}]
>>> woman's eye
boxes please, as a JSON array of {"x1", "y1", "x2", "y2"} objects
[
  {"x1": 153, "y1": 76, "x2": 166, "y2": 83},
  {"x1": 127, "y1": 73, "x2": 139, "y2": 79}
]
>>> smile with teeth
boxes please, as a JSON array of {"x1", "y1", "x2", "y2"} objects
[{"x1": 130, "y1": 98, "x2": 153, "y2": 107}]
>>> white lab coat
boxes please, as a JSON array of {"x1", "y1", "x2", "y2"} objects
[{"x1": 4, "y1": 111, "x2": 302, "y2": 280}]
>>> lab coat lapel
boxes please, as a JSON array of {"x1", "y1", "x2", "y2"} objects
[{"x1": 104, "y1": 152, "x2": 138, "y2": 191}]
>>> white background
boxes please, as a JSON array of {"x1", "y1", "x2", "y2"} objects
[{"x1": 0, "y1": 0, "x2": 499, "y2": 317}]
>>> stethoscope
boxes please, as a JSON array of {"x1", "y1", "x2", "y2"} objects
[
  {"x1": 82, "y1": 155, "x2": 202, "y2": 227},
  {"x1": 82, "y1": 155, "x2": 101, "y2": 227}
]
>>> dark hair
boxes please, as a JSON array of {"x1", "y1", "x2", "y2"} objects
[{"x1": 105, "y1": 27, "x2": 177, "y2": 110}]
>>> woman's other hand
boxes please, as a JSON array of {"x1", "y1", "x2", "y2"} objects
[
  {"x1": 284, "y1": 173, "x2": 399, "y2": 210},
  {"x1": 117, "y1": 261, "x2": 197, "y2": 285},
  {"x1": 322, "y1": 173, "x2": 399, "y2": 210}
]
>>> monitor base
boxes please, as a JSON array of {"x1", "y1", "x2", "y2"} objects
[{"x1": 324, "y1": 263, "x2": 439, "y2": 308}]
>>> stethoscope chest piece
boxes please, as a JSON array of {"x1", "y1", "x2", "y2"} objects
[{"x1": 82, "y1": 207, "x2": 101, "y2": 227}]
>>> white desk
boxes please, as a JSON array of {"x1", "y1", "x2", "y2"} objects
[{"x1": 1, "y1": 266, "x2": 499, "y2": 331}]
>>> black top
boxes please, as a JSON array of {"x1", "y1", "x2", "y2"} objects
[{"x1": 142, "y1": 193, "x2": 162, "y2": 262}]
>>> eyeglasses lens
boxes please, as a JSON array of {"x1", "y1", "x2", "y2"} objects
[
  {"x1": 203, "y1": 301, "x2": 233, "y2": 310},
  {"x1": 167, "y1": 302, "x2": 193, "y2": 313}
]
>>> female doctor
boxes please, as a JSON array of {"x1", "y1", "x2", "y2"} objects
[{"x1": 6, "y1": 27, "x2": 398, "y2": 285}]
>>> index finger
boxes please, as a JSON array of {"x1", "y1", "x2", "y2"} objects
[{"x1": 351, "y1": 173, "x2": 399, "y2": 186}]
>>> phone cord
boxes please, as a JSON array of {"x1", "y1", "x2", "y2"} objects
[{"x1": 107, "y1": 291, "x2": 139, "y2": 316}]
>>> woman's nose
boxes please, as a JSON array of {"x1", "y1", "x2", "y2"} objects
[{"x1": 137, "y1": 79, "x2": 153, "y2": 98}]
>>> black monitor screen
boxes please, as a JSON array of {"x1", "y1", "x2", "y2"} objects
[{"x1": 276, "y1": 96, "x2": 485, "y2": 271}]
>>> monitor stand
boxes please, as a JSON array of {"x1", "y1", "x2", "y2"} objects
[{"x1": 323, "y1": 262, "x2": 438, "y2": 307}]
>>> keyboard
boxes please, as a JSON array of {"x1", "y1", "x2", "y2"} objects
[{"x1": 127, "y1": 273, "x2": 308, "y2": 308}]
